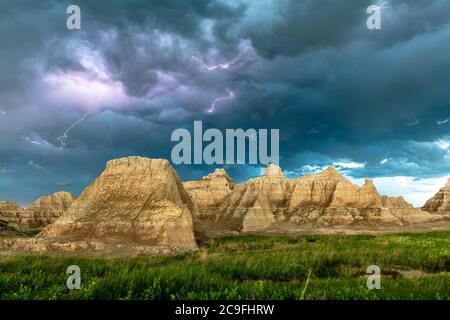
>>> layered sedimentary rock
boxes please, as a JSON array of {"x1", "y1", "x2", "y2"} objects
[
  {"x1": 3, "y1": 158, "x2": 448, "y2": 256},
  {"x1": 8, "y1": 157, "x2": 198, "y2": 255},
  {"x1": 0, "y1": 192, "x2": 75, "y2": 231},
  {"x1": 26, "y1": 192, "x2": 75, "y2": 227},
  {"x1": 184, "y1": 168, "x2": 235, "y2": 218},
  {"x1": 0, "y1": 201, "x2": 24, "y2": 231},
  {"x1": 188, "y1": 165, "x2": 442, "y2": 232},
  {"x1": 422, "y1": 178, "x2": 450, "y2": 214}
]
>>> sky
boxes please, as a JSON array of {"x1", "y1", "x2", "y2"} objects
[{"x1": 0, "y1": 0, "x2": 450, "y2": 207}]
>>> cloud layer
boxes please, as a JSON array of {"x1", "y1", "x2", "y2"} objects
[{"x1": 0, "y1": 0, "x2": 449, "y2": 205}]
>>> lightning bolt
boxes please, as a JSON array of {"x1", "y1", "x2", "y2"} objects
[
  {"x1": 57, "y1": 95, "x2": 105, "y2": 149},
  {"x1": 57, "y1": 112, "x2": 90, "y2": 149},
  {"x1": 192, "y1": 47, "x2": 248, "y2": 71},
  {"x1": 206, "y1": 88, "x2": 234, "y2": 113},
  {"x1": 0, "y1": 106, "x2": 5, "y2": 115},
  {"x1": 193, "y1": 46, "x2": 248, "y2": 113}
]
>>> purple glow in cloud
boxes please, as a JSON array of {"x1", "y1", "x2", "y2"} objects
[
  {"x1": 43, "y1": 71, "x2": 128, "y2": 112},
  {"x1": 42, "y1": 45, "x2": 130, "y2": 112},
  {"x1": 39, "y1": 47, "x2": 135, "y2": 149}
]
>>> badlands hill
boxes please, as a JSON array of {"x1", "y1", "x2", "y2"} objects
[
  {"x1": 185, "y1": 164, "x2": 443, "y2": 233},
  {"x1": 183, "y1": 168, "x2": 235, "y2": 218},
  {"x1": 1, "y1": 157, "x2": 448, "y2": 256},
  {"x1": 0, "y1": 192, "x2": 75, "y2": 232},
  {"x1": 5, "y1": 157, "x2": 198, "y2": 255},
  {"x1": 422, "y1": 178, "x2": 450, "y2": 214}
]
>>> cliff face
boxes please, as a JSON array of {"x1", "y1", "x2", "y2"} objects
[
  {"x1": 0, "y1": 201, "x2": 24, "y2": 231},
  {"x1": 184, "y1": 168, "x2": 235, "y2": 218},
  {"x1": 0, "y1": 192, "x2": 75, "y2": 231},
  {"x1": 10, "y1": 157, "x2": 198, "y2": 255},
  {"x1": 188, "y1": 166, "x2": 441, "y2": 232},
  {"x1": 26, "y1": 192, "x2": 76, "y2": 227},
  {"x1": 422, "y1": 178, "x2": 450, "y2": 213}
]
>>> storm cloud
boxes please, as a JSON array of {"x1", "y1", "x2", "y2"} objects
[{"x1": 0, "y1": 0, "x2": 449, "y2": 206}]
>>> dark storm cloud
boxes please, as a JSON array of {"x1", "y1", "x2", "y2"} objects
[
  {"x1": 243, "y1": 0, "x2": 450, "y2": 58},
  {"x1": 73, "y1": 0, "x2": 247, "y2": 97},
  {"x1": 1, "y1": 0, "x2": 450, "y2": 204}
]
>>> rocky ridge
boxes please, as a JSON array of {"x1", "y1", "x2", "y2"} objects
[
  {"x1": 186, "y1": 165, "x2": 443, "y2": 232},
  {"x1": 1, "y1": 157, "x2": 448, "y2": 256},
  {"x1": 183, "y1": 168, "x2": 235, "y2": 219},
  {"x1": 422, "y1": 178, "x2": 450, "y2": 214},
  {"x1": 0, "y1": 192, "x2": 75, "y2": 231}
]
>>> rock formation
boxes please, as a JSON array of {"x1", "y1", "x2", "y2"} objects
[
  {"x1": 8, "y1": 157, "x2": 198, "y2": 255},
  {"x1": 422, "y1": 178, "x2": 450, "y2": 215},
  {"x1": 0, "y1": 192, "x2": 75, "y2": 231},
  {"x1": 2, "y1": 158, "x2": 448, "y2": 256},
  {"x1": 264, "y1": 164, "x2": 283, "y2": 177},
  {"x1": 187, "y1": 165, "x2": 442, "y2": 232},
  {"x1": 0, "y1": 201, "x2": 24, "y2": 231},
  {"x1": 184, "y1": 168, "x2": 235, "y2": 219},
  {"x1": 26, "y1": 192, "x2": 75, "y2": 227}
]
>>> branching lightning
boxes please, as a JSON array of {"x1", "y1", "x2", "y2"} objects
[
  {"x1": 193, "y1": 46, "x2": 248, "y2": 113},
  {"x1": 57, "y1": 95, "x2": 104, "y2": 149},
  {"x1": 192, "y1": 47, "x2": 248, "y2": 71},
  {"x1": 206, "y1": 88, "x2": 234, "y2": 113},
  {"x1": 57, "y1": 112, "x2": 90, "y2": 149}
]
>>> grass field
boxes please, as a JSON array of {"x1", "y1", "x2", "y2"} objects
[{"x1": 0, "y1": 231, "x2": 449, "y2": 300}]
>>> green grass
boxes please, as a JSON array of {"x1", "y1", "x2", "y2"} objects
[{"x1": 0, "y1": 231, "x2": 449, "y2": 300}]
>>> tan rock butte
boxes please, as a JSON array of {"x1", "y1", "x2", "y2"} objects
[{"x1": 8, "y1": 157, "x2": 198, "y2": 255}]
